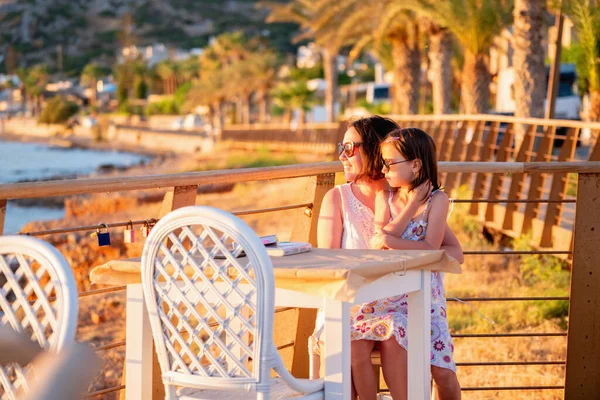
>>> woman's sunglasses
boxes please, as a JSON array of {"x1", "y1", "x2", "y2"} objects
[{"x1": 337, "y1": 141, "x2": 362, "y2": 157}]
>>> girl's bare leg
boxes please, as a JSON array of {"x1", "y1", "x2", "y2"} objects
[
  {"x1": 379, "y1": 338, "x2": 408, "y2": 400},
  {"x1": 351, "y1": 339, "x2": 378, "y2": 400},
  {"x1": 431, "y1": 366, "x2": 461, "y2": 400}
]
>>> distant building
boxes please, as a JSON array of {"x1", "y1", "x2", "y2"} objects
[{"x1": 118, "y1": 43, "x2": 203, "y2": 66}]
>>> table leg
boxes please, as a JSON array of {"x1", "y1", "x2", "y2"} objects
[
  {"x1": 407, "y1": 270, "x2": 432, "y2": 400},
  {"x1": 126, "y1": 284, "x2": 153, "y2": 400},
  {"x1": 323, "y1": 299, "x2": 351, "y2": 400}
]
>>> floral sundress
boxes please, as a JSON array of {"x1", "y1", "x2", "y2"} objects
[{"x1": 349, "y1": 187, "x2": 457, "y2": 371}]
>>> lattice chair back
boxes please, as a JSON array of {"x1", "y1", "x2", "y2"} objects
[
  {"x1": 141, "y1": 206, "x2": 276, "y2": 396},
  {"x1": 0, "y1": 236, "x2": 78, "y2": 399}
]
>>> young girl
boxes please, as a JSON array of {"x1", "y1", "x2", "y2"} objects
[{"x1": 369, "y1": 127, "x2": 461, "y2": 400}]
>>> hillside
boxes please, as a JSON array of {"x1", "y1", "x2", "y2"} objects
[{"x1": 0, "y1": 0, "x2": 298, "y2": 76}]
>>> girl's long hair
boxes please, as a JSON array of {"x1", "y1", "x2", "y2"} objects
[{"x1": 381, "y1": 127, "x2": 440, "y2": 192}]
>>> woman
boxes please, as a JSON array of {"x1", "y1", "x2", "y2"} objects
[{"x1": 317, "y1": 116, "x2": 462, "y2": 400}]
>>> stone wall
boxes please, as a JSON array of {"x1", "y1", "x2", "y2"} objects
[{"x1": 106, "y1": 124, "x2": 215, "y2": 154}]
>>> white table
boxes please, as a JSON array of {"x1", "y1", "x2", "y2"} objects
[{"x1": 125, "y1": 264, "x2": 432, "y2": 400}]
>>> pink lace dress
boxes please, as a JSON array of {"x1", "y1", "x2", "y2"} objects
[{"x1": 315, "y1": 183, "x2": 456, "y2": 372}]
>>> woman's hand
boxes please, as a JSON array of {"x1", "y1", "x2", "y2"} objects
[
  {"x1": 369, "y1": 232, "x2": 388, "y2": 249},
  {"x1": 408, "y1": 182, "x2": 432, "y2": 204}
]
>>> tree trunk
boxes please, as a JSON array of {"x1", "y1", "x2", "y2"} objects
[
  {"x1": 212, "y1": 101, "x2": 224, "y2": 136},
  {"x1": 171, "y1": 76, "x2": 177, "y2": 96},
  {"x1": 461, "y1": 51, "x2": 491, "y2": 114},
  {"x1": 284, "y1": 109, "x2": 292, "y2": 125},
  {"x1": 235, "y1": 97, "x2": 243, "y2": 124},
  {"x1": 390, "y1": 24, "x2": 420, "y2": 115},
  {"x1": 428, "y1": 28, "x2": 453, "y2": 115},
  {"x1": 590, "y1": 90, "x2": 600, "y2": 122},
  {"x1": 298, "y1": 108, "x2": 306, "y2": 126},
  {"x1": 20, "y1": 88, "x2": 26, "y2": 115},
  {"x1": 322, "y1": 48, "x2": 338, "y2": 122},
  {"x1": 243, "y1": 94, "x2": 251, "y2": 124},
  {"x1": 258, "y1": 89, "x2": 268, "y2": 123},
  {"x1": 91, "y1": 78, "x2": 97, "y2": 107},
  {"x1": 513, "y1": 0, "x2": 546, "y2": 145}
]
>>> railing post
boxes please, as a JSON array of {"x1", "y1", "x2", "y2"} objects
[
  {"x1": 0, "y1": 199, "x2": 6, "y2": 235},
  {"x1": 291, "y1": 173, "x2": 336, "y2": 246},
  {"x1": 443, "y1": 120, "x2": 469, "y2": 193},
  {"x1": 288, "y1": 172, "x2": 336, "y2": 378},
  {"x1": 503, "y1": 124, "x2": 536, "y2": 232},
  {"x1": 143, "y1": 185, "x2": 198, "y2": 400},
  {"x1": 485, "y1": 124, "x2": 514, "y2": 226},
  {"x1": 459, "y1": 120, "x2": 485, "y2": 188},
  {"x1": 522, "y1": 126, "x2": 556, "y2": 234},
  {"x1": 565, "y1": 173, "x2": 600, "y2": 399},
  {"x1": 540, "y1": 127, "x2": 578, "y2": 247},
  {"x1": 470, "y1": 121, "x2": 499, "y2": 216},
  {"x1": 159, "y1": 185, "x2": 198, "y2": 217}
]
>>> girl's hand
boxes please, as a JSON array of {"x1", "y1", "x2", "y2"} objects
[{"x1": 370, "y1": 232, "x2": 388, "y2": 249}]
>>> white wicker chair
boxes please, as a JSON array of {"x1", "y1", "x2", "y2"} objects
[
  {"x1": 141, "y1": 206, "x2": 324, "y2": 399},
  {"x1": 0, "y1": 235, "x2": 79, "y2": 400}
]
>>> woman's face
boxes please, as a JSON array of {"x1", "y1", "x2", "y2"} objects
[
  {"x1": 381, "y1": 143, "x2": 414, "y2": 188},
  {"x1": 339, "y1": 127, "x2": 364, "y2": 182}
]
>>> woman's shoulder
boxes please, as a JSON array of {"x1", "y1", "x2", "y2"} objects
[{"x1": 323, "y1": 184, "x2": 345, "y2": 205}]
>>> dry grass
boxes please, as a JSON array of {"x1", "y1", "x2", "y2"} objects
[{"x1": 444, "y1": 188, "x2": 568, "y2": 400}]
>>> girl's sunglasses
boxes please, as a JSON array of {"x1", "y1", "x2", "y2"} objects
[
  {"x1": 337, "y1": 141, "x2": 362, "y2": 157},
  {"x1": 382, "y1": 158, "x2": 411, "y2": 169}
]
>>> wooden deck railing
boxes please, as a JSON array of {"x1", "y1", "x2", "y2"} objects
[
  {"x1": 1, "y1": 161, "x2": 599, "y2": 399},
  {"x1": 216, "y1": 115, "x2": 600, "y2": 253}
]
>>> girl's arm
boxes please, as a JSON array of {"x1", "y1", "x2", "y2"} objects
[
  {"x1": 441, "y1": 224, "x2": 464, "y2": 264},
  {"x1": 382, "y1": 183, "x2": 430, "y2": 238},
  {"x1": 317, "y1": 188, "x2": 343, "y2": 249},
  {"x1": 383, "y1": 198, "x2": 420, "y2": 238},
  {"x1": 381, "y1": 192, "x2": 450, "y2": 251},
  {"x1": 374, "y1": 190, "x2": 391, "y2": 233}
]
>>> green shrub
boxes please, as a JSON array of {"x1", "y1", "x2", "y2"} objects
[
  {"x1": 146, "y1": 98, "x2": 179, "y2": 115},
  {"x1": 513, "y1": 233, "x2": 570, "y2": 288},
  {"x1": 38, "y1": 96, "x2": 79, "y2": 124}
]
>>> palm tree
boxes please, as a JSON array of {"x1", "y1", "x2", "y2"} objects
[
  {"x1": 16, "y1": 68, "x2": 29, "y2": 115},
  {"x1": 263, "y1": 0, "x2": 343, "y2": 122},
  {"x1": 248, "y1": 51, "x2": 280, "y2": 123},
  {"x1": 155, "y1": 60, "x2": 176, "y2": 95},
  {"x1": 425, "y1": 22, "x2": 454, "y2": 114},
  {"x1": 567, "y1": 0, "x2": 600, "y2": 121},
  {"x1": 512, "y1": 0, "x2": 546, "y2": 126},
  {"x1": 25, "y1": 65, "x2": 49, "y2": 117},
  {"x1": 81, "y1": 62, "x2": 107, "y2": 107},
  {"x1": 271, "y1": 77, "x2": 316, "y2": 125},
  {"x1": 312, "y1": 1, "x2": 423, "y2": 114},
  {"x1": 406, "y1": 0, "x2": 514, "y2": 114}
]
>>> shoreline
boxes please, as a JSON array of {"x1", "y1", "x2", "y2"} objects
[{"x1": 0, "y1": 131, "x2": 166, "y2": 158}]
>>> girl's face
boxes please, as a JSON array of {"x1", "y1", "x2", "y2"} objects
[
  {"x1": 339, "y1": 127, "x2": 364, "y2": 182},
  {"x1": 381, "y1": 143, "x2": 416, "y2": 188}
]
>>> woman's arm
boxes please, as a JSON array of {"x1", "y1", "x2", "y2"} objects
[
  {"x1": 441, "y1": 224, "x2": 464, "y2": 264},
  {"x1": 317, "y1": 188, "x2": 343, "y2": 249}
]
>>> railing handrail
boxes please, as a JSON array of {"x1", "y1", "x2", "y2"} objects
[
  {"x1": 1, "y1": 161, "x2": 600, "y2": 201},
  {"x1": 387, "y1": 113, "x2": 600, "y2": 130}
]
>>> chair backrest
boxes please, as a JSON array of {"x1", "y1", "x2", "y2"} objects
[
  {"x1": 141, "y1": 206, "x2": 276, "y2": 393},
  {"x1": 0, "y1": 236, "x2": 78, "y2": 399}
]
